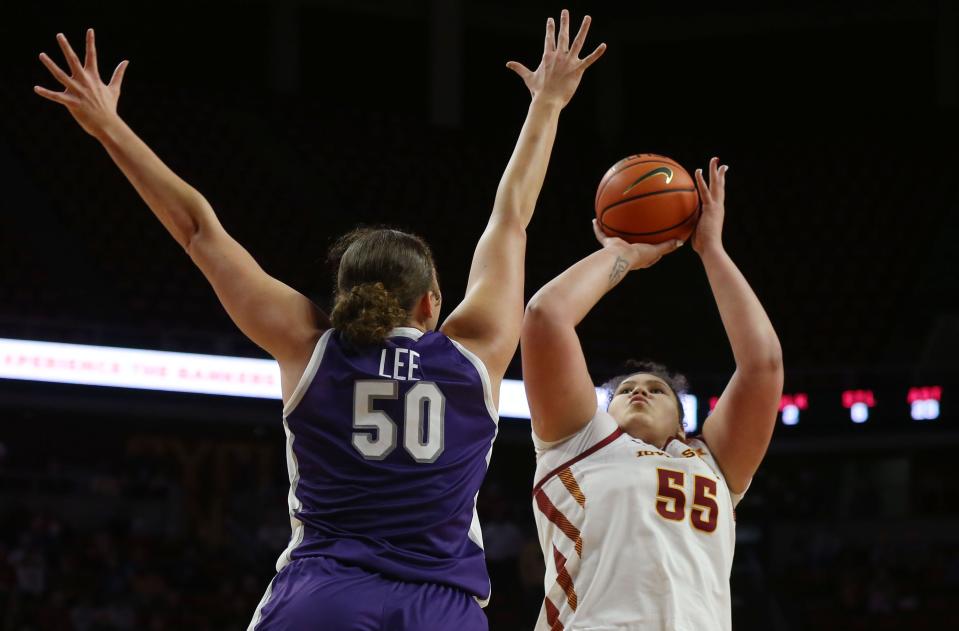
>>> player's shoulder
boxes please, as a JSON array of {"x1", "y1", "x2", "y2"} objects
[
  {"x1": 532, "y1": 409, "x2": 627, "y2": 494},
  {"x1": 533, "y1": 409, "x2": 622, "y2": 460}
]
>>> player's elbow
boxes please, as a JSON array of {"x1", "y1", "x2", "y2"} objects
[
  {"x1": 738, "y1": 336, "x2": 784, "y2": 376},
  {"x1": 759, "y1": 342, "x2": 785, "y2": 376},
  {"x1": 182, "y1": 217, "x2": 225, "y2": 267},
  {"x1": 487, "y1": 209, "x2": 529, "y2": 238},
  {"x1": 523, "y1": 294, "x2": 566, "y2": 335},
  {"x1": 738, "y1": 350, "x2": 784, "y2": 390},
  {"x1": 181, "y1": 196, "x2": 219, "y2": 254},
  {"x1": 490, "y1": 192, "x2": 534, "y2": 229},
  {"x1": 523, "y1": 294, "x2": 548, "y2": 322},
  {"x1": 182, "y1": 220, "x2": 207, "y2": 258}
]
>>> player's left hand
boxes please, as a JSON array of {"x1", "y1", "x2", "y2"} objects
[
  {"x1": 506, "y1": 9, "x2": 606, "y2": 109},
  {"x1": 691, "y1": 157, "x2": 728, "y2": 256},
  {"x1": 34, "y1": 29, "x2": 129, "y2": 139}
]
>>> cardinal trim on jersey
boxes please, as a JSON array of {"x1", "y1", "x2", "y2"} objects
[{"x1": 532, "y1": 427, "x2": 624, "y2": 494}]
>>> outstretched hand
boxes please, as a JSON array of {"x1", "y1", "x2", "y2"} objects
[
  {"x1": 506, "y1": 9, "x2": 606, "y2": 108},
  {"x1": 692, "y1": 157, "x2": 728, "y2": 256},
  {"x1": 592, "y1": 219, "x2": 683, "y2": 272},
  {"x1": 34, "y1": 29, "x2": 129, "y2": 138}
]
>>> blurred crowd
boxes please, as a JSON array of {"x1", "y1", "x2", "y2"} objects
[{"x1": 1, "y1": 417, "x2": 957, "y2": 631}]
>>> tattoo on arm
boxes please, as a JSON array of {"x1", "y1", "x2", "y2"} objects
[{"x1": 608, "y1": 256, "x2": 629, "y2": 287}]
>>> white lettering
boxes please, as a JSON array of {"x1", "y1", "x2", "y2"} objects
[
  {"x1": 378, "y1": 349, "x2": 390, "y2": 378},
  {"x1": 407, "y1": 350, "x2": 421, "y2": 381},
  {"x1": 392, "y1": 348, "x2": 409, "y2": 380}
]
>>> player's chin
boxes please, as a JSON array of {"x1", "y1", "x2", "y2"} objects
[
  {"x1": 620, "y1": 411, "x2": 661, "y2": 440},
  {"x1": 619, "y1": 409, "x2": 675, "y2": 445}
]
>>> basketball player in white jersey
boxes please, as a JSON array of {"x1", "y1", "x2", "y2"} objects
[{"x1": 521, "y1": 158, "x2": 783, "y2": 630}]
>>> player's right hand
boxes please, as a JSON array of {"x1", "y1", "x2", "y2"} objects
[
  {"x1": 35, "y1": 29, "x2": 129, "y2": 138},
  {"x1": 506, "y1": 9, "x2": 606, "y2": 109},
  {"x1": 592, "y1": 219, "x2": 683, "y2": 271}
]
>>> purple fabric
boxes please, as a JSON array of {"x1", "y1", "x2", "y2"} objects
[
  {"x1": 283, "y1": 329, "x2": 496, "y2": 600},
  {"x1": 254, "y1": 556, "x2": 489, "y2": 631}
]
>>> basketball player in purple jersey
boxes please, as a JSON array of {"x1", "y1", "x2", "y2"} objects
[{"x1": 36, "y1": 10, "x2": 605, "y2": 630}]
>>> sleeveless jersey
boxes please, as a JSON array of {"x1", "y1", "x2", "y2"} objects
[
  {"x1": 531, "y1": 409, "x2": 745, "y2": 631},
  {"x1": 274, "y1": 327, "x2": 498, "y2": 602}
]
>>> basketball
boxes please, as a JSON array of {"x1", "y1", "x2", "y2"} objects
[{"x1": 595, "y1": 154, "x2": 701, "y2": 244}]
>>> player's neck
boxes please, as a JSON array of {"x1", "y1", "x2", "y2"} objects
[
  {"x1": 405, "y1": 302, "x2": 433, "y2": 332},
  {"x1": 403, "y1": 318, "x2": 429, "y2": 333}
]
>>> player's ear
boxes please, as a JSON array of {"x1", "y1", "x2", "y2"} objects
[{"x1": 415, "y1": 290, "x2": 436, "y2": 321}]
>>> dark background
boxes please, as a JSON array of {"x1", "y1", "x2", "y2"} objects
[{"x1": 1, "y1": 1, "x2": 958, "y2": 629}]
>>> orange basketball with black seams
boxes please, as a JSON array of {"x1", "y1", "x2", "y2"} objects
[{"x1": 595, "y1": 154, "x2": 701, "y2": 244}]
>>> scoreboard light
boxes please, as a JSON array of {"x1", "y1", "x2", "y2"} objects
[
  {"x1": 842, "y1": 389, "x2": 875, "y2": 424},
  {"x1": 908, "y1": 386, "x2": 942, "y2": 421},
  {"x1": 681, "y1": 394, "x2": 698, "y2": 434},
  {"x1": 779, "y1": 393, "x2": 808, "y2": 426}
]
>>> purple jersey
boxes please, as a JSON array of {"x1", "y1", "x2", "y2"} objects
[{"x1": 274, "y1": 327, "x2": 498, "y2": 602}]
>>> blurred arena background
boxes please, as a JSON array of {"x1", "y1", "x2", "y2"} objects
[{"x1": 2, "y1": 0, "x2": 957, "y2": 628}]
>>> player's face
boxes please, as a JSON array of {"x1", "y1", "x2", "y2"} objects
[
  {"x1": 607, "y1": 373, "x2": 683, "y2": 448},
  {"x1": 426, "y1": 269, "x2": 442, "y2": 331}
]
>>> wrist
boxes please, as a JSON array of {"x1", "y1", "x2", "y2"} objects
[
  {"x1": 529, "y1": 95, "x2": 564, "y2": 115},
  {"x1": 697, "y1": 242, "x2": 728, "y2": 264},
  {"x1": 92, "y1": 114, "x2": 128, "y2": 145},
  {"x1": 604, "y1": 242, "x2": 639, "y2": 269}
]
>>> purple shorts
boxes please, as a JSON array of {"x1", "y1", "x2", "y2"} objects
[{"x1": 249, "y1": 556, "x2": 489, "y2": 631}]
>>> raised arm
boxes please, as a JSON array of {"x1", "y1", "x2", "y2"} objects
[
  {"x1": 522, "y1": 223, "x2": 681, "y2": 442},
  {"x1": 34, "y1": 30, "x2": 326, "y2": 399},
  {"x1": 694, "y1": 158, "x2": 784, "y2": 493},
  {"x1": 441, "y1": 10, "x2": 605, "y2": 391}
]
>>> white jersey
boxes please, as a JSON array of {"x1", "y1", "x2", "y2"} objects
[{"x1": 531, "y1": 409, "x2": 745, "y2": 631}]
